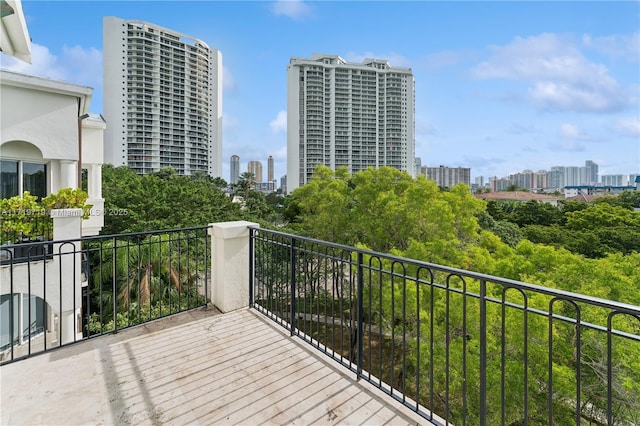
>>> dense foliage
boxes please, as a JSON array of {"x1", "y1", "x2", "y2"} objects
[
  {"x1": 483, "y1": 196, "x2": 640, "y2": 258},
  {"x1": 102, "y1": 165, "x2": 247, "y2": 234},
  {"x1": 282, "y1": 165, "x2": 640, "y2": 424},
  {"x1": 284, "y1": 165, "x2": 640, "y2": 304}
]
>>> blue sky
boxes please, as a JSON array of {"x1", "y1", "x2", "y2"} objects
[{"x1": 2, "y1": 0, "x2": 639, "y2": 183}]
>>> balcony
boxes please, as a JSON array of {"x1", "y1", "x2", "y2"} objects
[
  {"x1": 1, "y1": 307, "x2": 428, "y2": 425},
  {"x1": 1, "y1": 222, "x2": 639, "y2": 425}
]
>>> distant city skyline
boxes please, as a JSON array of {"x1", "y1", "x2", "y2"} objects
[{"x1": 2, "y1": 1, "x2": 638, "y2": 182}]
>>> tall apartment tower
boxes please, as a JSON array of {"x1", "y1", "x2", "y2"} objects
[
  {"x1": 230, "y1": 155, "x2": 240, "y2": 185},
  {"x1": 248, "y1": 161, "x2": 263, "y2": 182},
  {"x1": 287, "y1": 53, "x2": 415, "y2": 192},
  {"x1": 103, "y1": 16, "x2": 222, "y2": 177},
  {"x1": 267, "y1": 155, "x2": 274, "y2": 182}
]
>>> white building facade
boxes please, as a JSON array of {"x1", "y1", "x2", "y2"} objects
[
  {"x1": 601, "y1": 174, "x2": 628, "y2": 187},
  {"x1": 103, "y1": 16, "x2": 222, "y2": 177},
  {"x1": 1, "y1": 70, "x2": 106, "y2": 355},
  {"x1": 287, "y1": 53, "x2": 415, "y2": 192},
  {"x1": 422, "y1": 165, "x2": 471, "y2": 188},
  {"x1": 0, "y1": 70, "x2": 105, "y2": 236}
]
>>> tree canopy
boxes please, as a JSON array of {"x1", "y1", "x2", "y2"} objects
[{"x1": 101, "y1": 165, "x2": 243, "y2": 234}]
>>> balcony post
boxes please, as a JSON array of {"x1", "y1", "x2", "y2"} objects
[
  {"x1": 290, "y1": 237, "x2": 296, "y2": 336},
  {"x1": 51, "y1": 208, "x2": 83, "y2": 345},
  {"x1": 479, "y1": 278, "x2": 487, "y2": 426},
  {"x1": 208, "y1": 221, "x2": 259, "y2": 313}
]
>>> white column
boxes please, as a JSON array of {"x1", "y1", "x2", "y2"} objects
[
  {"x1": 208, "y1": 221, "x2": 259, "y2": 313},
  {"x1": 51, "y1": 208, "x2": 83, "y2": 344},
  {"x1": 87, "y1": 164, "x2": 102, "y2": 199},
  {"x1": 59, "y1": 160, "x2": 77, "y2": 190}
]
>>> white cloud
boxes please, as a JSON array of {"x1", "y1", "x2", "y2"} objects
[
  {"x1": 0, "y1": 43, "x2": 102, "y2": 89},
  {"x1": 269, "y1": 110, "x2": 287, "y2": 133},
  {"x1": 270, "y1": 0, "x2": 312, "y2": 20},
  {"x1": 613, "y1": 117, "x2": 640, "y2": 137},
  {"x1": 472, "y1": 33, "x2": 632, "y2": 112},
  {"x1": 582, "y1": 32, "x2": 640, "y2": 62},
  {"x1": 559, "y1": 123, "x2": 590, "y2": 141}
]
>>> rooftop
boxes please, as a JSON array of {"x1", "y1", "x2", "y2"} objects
[{"x1": 1, "y1": 306, "x2": 430, "y2": 425}]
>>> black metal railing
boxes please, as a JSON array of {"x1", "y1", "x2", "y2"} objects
[
  {"x1": 1, "y1": 214, "x2": 54, "y2": 250},
  {"x1": 0, "y1": 226, "x2": 210, "y2": 365},
  {"x1": 249, "y1": 227, "x2": 640, "y2": 426}
]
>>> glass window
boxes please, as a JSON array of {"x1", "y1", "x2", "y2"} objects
[
  {"x1": 23, "y1": 162, "x2": 47, "y2": 198},
  {"x1": 0, "y1": 160, "x2": 47, "y2": 199},
  {"x1": 1, "y1": 160, "x2": 19, "y2": 198}
]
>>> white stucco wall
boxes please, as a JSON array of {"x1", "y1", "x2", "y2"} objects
[
  {"x1": 1, "y1": 84, "x2": 86, "y2": 160},
  {"x1": 0, "y1": 70, "x2": 105, "y2": 236}
]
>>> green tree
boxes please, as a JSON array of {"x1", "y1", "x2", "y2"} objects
[
  {"x1": 290, "y1": 165, "x2": 354, "y2": 244},
  {"x1": 89, "y1": 233, "x2": 206, "y2": 328},
  {"x1": 101, "y1": 165, "x2": 242, "y2": 234},
  {"x1": 512, "y1": 200, "x2": 562, "y2": 227},
  {"x1": 235, "y1": 172, "x2": 256, "y2": 201},
  {"x1": 618, "y1": 190, "x2": 640, "y2": 209}
]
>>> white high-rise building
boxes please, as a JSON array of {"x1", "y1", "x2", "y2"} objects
[
  {"x1": 287, "y1": 53, "x2": 415, "y2": 192},
  {"x1": 103, "y1": 16, "x2": 222, "y2": 177}
]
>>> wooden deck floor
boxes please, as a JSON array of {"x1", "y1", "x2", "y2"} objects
[{"x1": 1, "y1": 307, "x2": 432, "y2": 425}]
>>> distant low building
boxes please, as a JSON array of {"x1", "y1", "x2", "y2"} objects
[
  {"x1": 255, "y1": 181, "x2": 276, "y2": 194},
  {"x1": 563, "y1": 185, "x2": 636, "y2": 198},
  {"x1": 422, "y1": 165, "x2": 470, "y2": 188},
  {"x1": 474, "y1": 191, "x2": 562, "y2": 206},
  {"x1": 600, "y1": 174, "x2": 629, "y2": 187}
]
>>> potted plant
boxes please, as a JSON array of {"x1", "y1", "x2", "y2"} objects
[
  {"x1": 0, "y1": 188, "x2": 91, "y2": 263},
  {"x1": 41, "y1": 187, "x2": 92, "y2": 219}
]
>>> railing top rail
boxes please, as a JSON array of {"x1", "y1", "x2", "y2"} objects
[
  {"x1": 0, "y1": 225, "x2": 213, "y2": 248},
  {"x1": 248, "y1": 226, "x2": 640, "y2": 316},
  {"x1": 82, "y1": 225, "x2": 213, "y2": 241}
]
